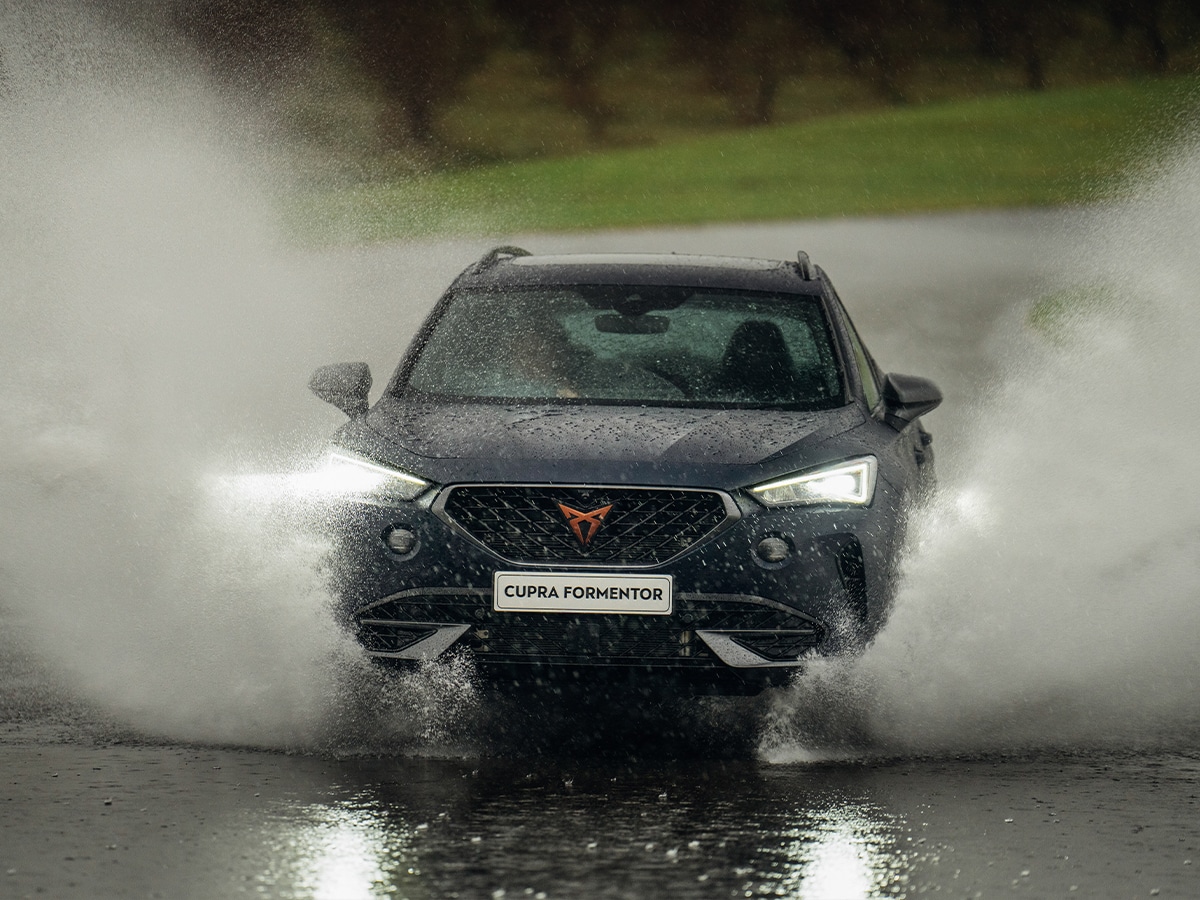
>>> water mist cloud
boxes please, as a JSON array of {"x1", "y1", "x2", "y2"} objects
[
  {"x1": 0, "y1": 2, "x2": 381, "y2": 747},
  {"x1": 765, "y1": 131, "x2": 1200, "y2": 759}
]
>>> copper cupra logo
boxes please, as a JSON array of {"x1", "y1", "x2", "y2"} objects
[{"x1": 557, "y1": 502, "x2": 613, "y2": 546}]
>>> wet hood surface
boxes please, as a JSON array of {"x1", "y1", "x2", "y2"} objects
[{"x1": 361, "y1": 396, "x2": 861, "y2": 469}]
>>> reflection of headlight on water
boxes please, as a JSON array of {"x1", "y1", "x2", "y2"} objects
[
  {"x1": 773, "y1": 802, "x2": 901, "y2": 900},
  {"x1": 205, "y1": 452, "x2": 430, "y2": 508},
  {"x1": 796, "y1": 820, "x2": 875, "y2": 899},
  {"x1": 259, "y1": 802, "x2": 412, "y2": 900}
]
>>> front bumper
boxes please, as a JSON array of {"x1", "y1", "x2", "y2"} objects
[{"x1": 326, "y1": 482, "x2": 899, "y2": 690}]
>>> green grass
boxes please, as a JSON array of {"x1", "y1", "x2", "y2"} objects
[
  {"x1": 1028, "y1": 284, "x2": 1124, "y2": 341},
  {"x1": 294, "y1": 76, "x2": 1197, "y2": 242}
]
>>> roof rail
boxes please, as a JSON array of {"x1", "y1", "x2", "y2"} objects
[
  {"x1": 795, "y1": 251, "x2": 815, "y2": 280},
  {"x1": 469, "y1": 245, "x2": 531, "y2": 275}
]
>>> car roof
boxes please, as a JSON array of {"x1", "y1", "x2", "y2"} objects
[{"x1": 451, "y1": 249, "x2": 826, "y2": 295}]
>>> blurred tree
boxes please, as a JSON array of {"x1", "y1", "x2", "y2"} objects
[
  {"x1": 320, "y1": 0, "x2": 494, "y2": 150},
  {"x1": 656, "y1": 0, "x2": 805, "y2": 125},
  {"x1": 168, "y1": 0, "x2": 1200, "y2": 170},
  {"x1": 494, "y1": 0, "x2": 624, "y2": 141},
  {"x1": 1097, "y1": 0, "x2": 1200, "y2": 71},
  {"x1": 1102, "y1": 0, "x2": 1168, "y2": 70},
  {"x1": 951, "y1": 0, "x2": 1006, "y2": 58},
  {"x1": 961, "y1": 0, "x2": 1080, "y2": 90},
  {"x1": 794, "y1": 0, "x2": 917, "y2": 103}
]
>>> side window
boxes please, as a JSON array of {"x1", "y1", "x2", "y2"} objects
[{"x1": 839, "y1": 306, "x2": 882, "y2": 412}]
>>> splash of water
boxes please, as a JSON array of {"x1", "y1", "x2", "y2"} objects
[
  {"x1": 0, "y1": 3, "x2": 485, "y2": 750},
  {"x1": 763, "y1": 133, "x2": 1200, "y2": 759}
]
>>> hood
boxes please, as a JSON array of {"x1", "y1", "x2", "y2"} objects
[{"x1": 362, "y1": 396, "x2": 859, "y2": 468}]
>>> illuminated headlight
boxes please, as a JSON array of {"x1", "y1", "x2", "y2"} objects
[
  {"x1": 750, "y1": 457, "x2": 877, "y2": 507},
  {"x1": 311, "y1": 451, "x2": 430, "y2": 502}
]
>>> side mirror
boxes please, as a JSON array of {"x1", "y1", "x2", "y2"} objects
[
  {"x1": 881, "y1": 373, "x2": 942, "y2": 429},
  {"x1": 309, "y1": 362, "x2": 372, "y2": 418}
]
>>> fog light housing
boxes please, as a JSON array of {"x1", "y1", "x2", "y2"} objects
[
  {"x1": 384, "y1": 526, "x2": 418, "y2": 555},
  {"x1": 756, "y1": 536, "x2": 791, "y2": 563}
]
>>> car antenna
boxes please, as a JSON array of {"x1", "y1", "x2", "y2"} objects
[{"x1": 795, "y1": 251, "x2": 815, "y2": 280}]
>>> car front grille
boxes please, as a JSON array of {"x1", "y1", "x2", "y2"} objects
[
  {"x1": 355, "y1": 590, "x2": 823, "y2": 667},
  {"x1": 436, "y1": 485, "x2": 734, "y2": 567}
]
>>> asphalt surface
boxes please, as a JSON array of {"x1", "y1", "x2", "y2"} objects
[
  {"x1": 3, "y1": 211, "x2": 1199, "y2": 900},
  {"x1": 1, "y1": 741, "x2": 1197, "y2": 899}
]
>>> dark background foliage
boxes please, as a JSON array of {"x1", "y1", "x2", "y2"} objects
[{"x1": 172, "y1": 0, "x2": 1200, "y2": 164}]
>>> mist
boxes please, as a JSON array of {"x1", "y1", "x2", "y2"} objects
[
  {"x1": 764, "y1": 137, "x2": 1200, "y2": 758},
  {"x1": 0, "y1": 2, "x2": 478, "y2": 749}
]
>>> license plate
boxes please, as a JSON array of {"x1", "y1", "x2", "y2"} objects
[{"x1": 493, "y1": 571, "x2": 673, "y2": 615}]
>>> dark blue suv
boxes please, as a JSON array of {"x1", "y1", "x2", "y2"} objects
[{"x1": 309, "y1": 247, "x2": 941, "y2": 694}]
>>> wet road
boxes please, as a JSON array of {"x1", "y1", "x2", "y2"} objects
[
  {"x1": 4, "y1": 211, "x2": 1200, "y2": 899},
  {"x1": 3, "y1": 734, "x2": 1198, "y2": 898}
]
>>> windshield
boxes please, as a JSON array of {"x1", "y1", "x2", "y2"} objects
[{"x1": 398, "y1": 286, "x2": 845, "y2": 408}]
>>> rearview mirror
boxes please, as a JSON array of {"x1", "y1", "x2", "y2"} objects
[
  {"x1": 881, "y1": 372, "x2": 942, "y2": 429},
  {"x1": 594, "y1": 313, "x2": 670, "y2": 334},
  {"x1": 309, "y1": 362, "x2": 372, "y2": 418}
]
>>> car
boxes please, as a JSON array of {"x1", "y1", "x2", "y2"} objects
[{"x1": 308, "y1": 246, "x2": 941, "y2": 695}]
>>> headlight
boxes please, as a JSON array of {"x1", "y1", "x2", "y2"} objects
[
  {"x1": 750, "y1": 457, "x2": 877, "y2": 507},
  {"x1": 311, "y1": 451, "x2": 430, "y2": 502}
]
